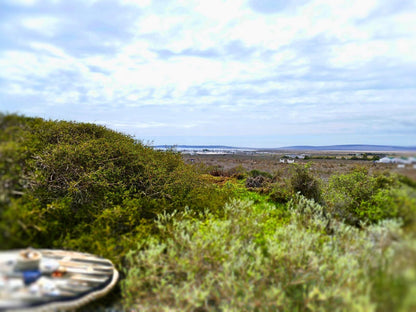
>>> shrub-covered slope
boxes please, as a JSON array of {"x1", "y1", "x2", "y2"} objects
[
  {"x1": 0, "y1": 113, "x2": 229, "y2": 263},
  {"x1": 2, "y1": 113, "x2": 416, "y2": 311}
]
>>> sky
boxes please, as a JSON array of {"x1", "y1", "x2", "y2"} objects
[{"x1": 1, "y1": 0, "x2": 415, "y2": 148}]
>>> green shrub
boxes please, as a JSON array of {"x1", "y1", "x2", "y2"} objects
[
  {"x1": 289, "y1": 163, "x2": 322, "y2": 203},
  {"x1": 323, "y1": 167, "x2": 411, "y2": 226},
  {"x1": 365, "y1": 186, "x2": 416, "y2": 227},
  {"x1": 227, "y1": 165, "x2": 247, "y2": 179},
  {"x1": 0, "y1": 113, "x2": 230, "y2": 265},
  {"x1": 268, "y1": 179, "x2": 292, "y2": 203},
  {"x1": 398, "y1": 174, "x2": 416, "y2": 189},
  {"x1": 288, "y1": 193, "x2": 330, "y2": 231},
  {"x1": 122, "y1": 198, "x2": 416, "y2": 311},
  {"x1": 247, "y1": 164, "x2": 321, "y2": 204},
  {"x1": 248, "y1": 169, "x2": 273, "y2": 179}
]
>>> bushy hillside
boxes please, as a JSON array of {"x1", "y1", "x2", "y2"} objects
[
  {"x1": 0, "y1": 113, "x2": 229, "y2": 264},
  {"x1": 1, "y1": 113, "x2": 415, "y2": 311}
]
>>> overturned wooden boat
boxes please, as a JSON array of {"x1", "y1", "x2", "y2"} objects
[{"x1": 0, "y1": 248, "x2": 118, "y2": 311}]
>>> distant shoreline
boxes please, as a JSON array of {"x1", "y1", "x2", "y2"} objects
[{"x1": 154, "y1": 144, "x2": 416, "y2": 153}]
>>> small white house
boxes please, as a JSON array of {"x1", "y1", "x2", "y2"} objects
[{"x1": 378, "y1": 157, "x2": 392, "y2": 163}]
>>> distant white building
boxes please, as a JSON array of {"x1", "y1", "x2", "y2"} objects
[
  {"x1": 378, "y1": 157, "x2": 416, "y2": 164},
  {"x1": 378, "y1": 157, "x2": 392, "y2": 163}
]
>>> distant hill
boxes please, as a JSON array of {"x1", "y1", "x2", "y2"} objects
[
  {"x1": 156, "y1": 144, "x2": 416, "y2": 152},
  {"x1": 276, "y1": 145, "x2": 416, "y2": 152}
]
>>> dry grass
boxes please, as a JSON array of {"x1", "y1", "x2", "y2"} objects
[{"x1": 183, "y1": 153, "x2": 416, "y2": 182}]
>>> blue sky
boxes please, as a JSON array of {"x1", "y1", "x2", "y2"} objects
[{"x1": 1, "y1": 0, "x2": 415, "y2": 147}]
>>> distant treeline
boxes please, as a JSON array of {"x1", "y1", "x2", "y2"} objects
[{"x1": 303, "y1": 154, "x2": 381, "y2": 161}]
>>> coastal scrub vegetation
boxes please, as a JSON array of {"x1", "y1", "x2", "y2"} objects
[
  {"x1": 1, "y1": 113, "x2": 415, "y2": 311},
  {"x1": 123, "y1": 197, "x2": 415, "y2": 311},
  {"x1": 0, "y1": 113, "x2": 230, "y2": 263}
]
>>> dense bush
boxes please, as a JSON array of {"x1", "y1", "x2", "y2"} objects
[
  {"x1": 324, "y1": 167, "x2": 416, "y2": 227},
  {"x1": 289, "y1": 163, "x2": 322, "y2": 203},
  {"x1": 266, "y1": 164, "x2": 321, "y2": 204},
  {"x1": 248, "y1": 169, "x2": 273, "y2": 179},
  {"x1": 268, "y1": 180, "x2": 293, "y2": 203},
  {"x1": 2, "y1": 113, "x2": 416, "y2": 312},
  {"x1": 228, "y1": 165, "x2": 247, "y2": 179},
  {"x1": 122, "y1": 198, "x2": 416, "y2": 311},
  {"x1": 0, "y1": 113, "x2": 230, "y2": 264}
]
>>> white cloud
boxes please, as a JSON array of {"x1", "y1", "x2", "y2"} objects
[
  {"x1": 20, "y1": 16, "x2": 60, "y2": 37},
  {"x1": 1, "y1": 0, "x2": 415, "y2": 147}
]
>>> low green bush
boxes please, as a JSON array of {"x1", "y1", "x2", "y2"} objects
[
  {"x1": 289, "y1": 163, "x2": 322, "y2": 203},
  {"x1": 122, "y1": 198, "x2": 416, "y2": 311},
  {"x1": 248, "y1": 169, "x2": 273, "y2": 179},
  {"x1": 227, "y1": 165, "x2": 247, "y2": 179},
  {"x1": 398, "y1": 174, "x2": 416, "y2": 189},
  {"x1": 323, "y1": 167, "x2": 415, "y2": 227},
  {"x1": 268, "y1": 179, "x2": 292, "y2": 203},
  {"x1": 246, "y1": 164, "x2": 322, "y2": 205}
]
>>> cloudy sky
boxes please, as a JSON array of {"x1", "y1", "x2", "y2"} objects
[{"x1": 1, "y1": 0, "x2": 415, "y2": 147}]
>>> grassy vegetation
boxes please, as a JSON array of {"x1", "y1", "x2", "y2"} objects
[{"x1": 1, "y1": 113, "x2": 415, "y2": 311}]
